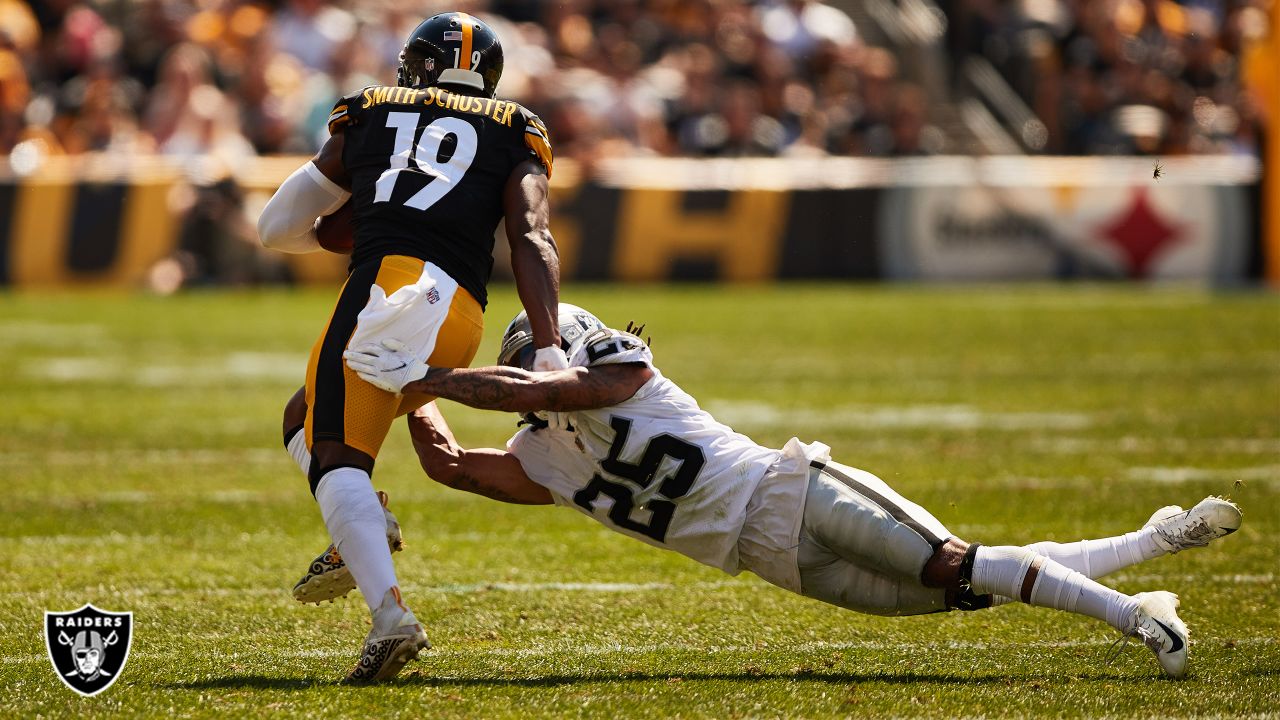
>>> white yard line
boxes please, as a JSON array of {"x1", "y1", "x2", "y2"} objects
[
  {"x1": 0, "y1": 448, "x2": 282, "y2": 467},
  {"x1": 10, "y1": 491, "x2": 299, "y2": 506},
  {"x1": 20, "y1": 352, "x2": 307, "y2": 385},
  {"x1": 3, "y1": 636, "x2": 1275, "y2": 666},
  {"x1": 0, "y1": 580, "x2": 746, "y2": 600},
  {"x1": 0, "y1": 321, "x2": 108, "y2": 345},
  {"x1": 705, "y1": 401, "x2": 1091, "y2": 431},
  {"x1": 992, "y1": 468, "x2": 1279, "y2": 489},
  {"x1": 4, "y1": 530, "x2": 294, "y2": 547},
  {"x1": 434, "y1": 581, "x2": 674, "y2": 593},
  {"x1": 1026, "y1": 437, "x2": 1280, "y2": 456},
  {"x1": 1111, "y1": 573, "x2": 1275, "y2": 586},
  {"x1": 3, "y1": 573, "x2": 1269, "y2": 602},
  {"x1": 1126, "y1": 465, "x2": 1280, "y2": 484}
]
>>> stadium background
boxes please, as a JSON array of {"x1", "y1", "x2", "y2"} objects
[{"x1": 0, "y1": 0, "x2": 1274, "y2": 287}]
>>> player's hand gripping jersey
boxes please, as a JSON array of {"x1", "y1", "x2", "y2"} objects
[
  {"x1": 508, "y1": 329, "x2": 782, "y2": 575},
  {"x1": 327, "y1": 86, "x2": 553, "y2": 308}
]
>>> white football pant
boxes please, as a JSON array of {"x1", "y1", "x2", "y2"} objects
[{"x1": 797, "y1": 460, "x2": 952, "y2": 616}]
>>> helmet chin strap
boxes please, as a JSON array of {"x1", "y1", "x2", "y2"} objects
[{"x1": 438, "y1": 68, "x2": 485, "y2": 92}]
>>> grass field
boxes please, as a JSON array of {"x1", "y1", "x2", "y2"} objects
[{"x1": 1, "y1": 284, "x2": 1277, "y2": 718}]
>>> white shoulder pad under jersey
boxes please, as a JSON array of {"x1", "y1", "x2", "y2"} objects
[{"x1": 508, "y1": 328, "x2": 780, "y2": 575}]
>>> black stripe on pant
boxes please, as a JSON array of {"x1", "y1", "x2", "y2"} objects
[
  {"x1": 312, "y1": 260, "x2": 382, "y2": 446},
  {"x1": 810, "y1": 460, "x2": 946, "y2": 549}
]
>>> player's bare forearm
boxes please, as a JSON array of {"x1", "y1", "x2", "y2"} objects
[
  {"x1": 402, "y1": 364, "x2": 651, "y2": 413},
  {"x1": 408, "y1": 403, "x2": 552, "y2": 505},
  {"x1": 444, "y1": 449, "x2": 552, "y2": 505},
  {"x1": 512, "y1": 236, "x2": 560, "y2": 349},
  {"x1": 504, "y1": 160, "x2": 560, "y2": 349},
  {"x1": 406, "y1": 400, "x2": 457, "y2": 445},
  {"x1": 311, "y1": 133, "x2": 352, "y2": 190}
]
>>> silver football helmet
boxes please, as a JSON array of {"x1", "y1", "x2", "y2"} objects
[{"x1": 498, "y1": 303, "x2": 606, "y2": 369}]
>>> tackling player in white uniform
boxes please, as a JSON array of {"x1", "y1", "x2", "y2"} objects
[{"x1": 307, "y1": 304, "x2": 1243, "y2": 679}]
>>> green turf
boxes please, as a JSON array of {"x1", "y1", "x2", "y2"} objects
[{"x1": 1, "y1": 284, "x2": 1276, "y2": 718}]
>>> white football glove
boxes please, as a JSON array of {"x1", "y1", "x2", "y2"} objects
[
  {"x1": 531, "y1": 345, "x2": 569, "y2": 372},
  {"x1": 530, "y1": 345, "x2": 571, "y2": 431},
  {"x1": 343, "y1": 339, "x2": 428, "y2": 395}
]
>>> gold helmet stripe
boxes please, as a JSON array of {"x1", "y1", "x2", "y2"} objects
[{"x1": 458, "y1": 13, "x2": 474, "y2": 68}]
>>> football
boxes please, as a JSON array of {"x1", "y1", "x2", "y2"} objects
[{"x1": 315, "y1": 199, "x2": 354, "y2": 254}]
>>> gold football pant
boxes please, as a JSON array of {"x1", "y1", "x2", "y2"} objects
[{"x1": 304, "y1": 255, "x2": 483, "y2": 459}]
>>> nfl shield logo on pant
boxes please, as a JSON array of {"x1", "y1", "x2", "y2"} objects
[{"x1": 44, "y1": 604, "x2": 133, "y2": 697}]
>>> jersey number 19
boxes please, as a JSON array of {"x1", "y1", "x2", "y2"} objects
[{"x1": 375, "y1": 112, "x2": 477, "y2": 211}]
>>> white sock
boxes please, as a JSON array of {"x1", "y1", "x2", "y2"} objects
[
  {"x1": 285, "y1": 428, "x2": 311, "y2": 475},
  {"x1": 988, "y1": 528, "x2": 1165, "y2": 607},
  {"x1": 969, "y1": 546, "x2": 1138, "y2": 632},
  {"x1": 315, "y1": 467, "x2": 400, "y2": 614},
  {"x1": 1024, "y1": 529, "x2": 1164, "y2": 578}
]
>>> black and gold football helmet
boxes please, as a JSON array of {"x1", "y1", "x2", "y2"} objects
[{"x1": 396, "y1": 12, "x2": 504, "y2": 98}]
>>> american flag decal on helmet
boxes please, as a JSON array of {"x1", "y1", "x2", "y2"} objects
[{"x1": 443, "y1": 30, "x2": 463, "y2": 41}]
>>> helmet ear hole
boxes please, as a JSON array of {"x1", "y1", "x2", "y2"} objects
[
  {"x1": 398, "y1": 48, "x2": 434, "y2": 88},
  {"x1": 514, "y1": 344, "x2": 538, "y2": 371}
]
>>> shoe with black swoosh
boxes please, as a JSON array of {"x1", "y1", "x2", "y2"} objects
[
  {"x1": 1131, "y1": 591, "x2": 1189, "y2": 678},
  {"x1": 1145, "y1": 497, "x2": 1242, "y2": 554}
]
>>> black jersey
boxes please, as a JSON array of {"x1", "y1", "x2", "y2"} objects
[{"x1": 327, "y1": 85, "x2": 554, "y2": 308}]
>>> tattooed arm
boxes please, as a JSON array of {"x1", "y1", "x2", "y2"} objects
[
  {"x1": 408, "y1": 402, "x2": 553, "y2": 505},
  {"x1": 401, "y1": 363, "x2": 652, "y2": 413}
]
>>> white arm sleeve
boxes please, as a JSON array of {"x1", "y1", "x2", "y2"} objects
[{"x1": 257, "y1": 161, "x2": 351, "y2": 253}]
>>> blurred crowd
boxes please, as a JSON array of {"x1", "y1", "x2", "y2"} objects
[
  {"x1": 0, "y1": 0, "x2": 1269, "y2": 167},
  {"x1": 3, "y1": 0, "x2": 986, "y2": 167},
  {"x1": 945, "y1": 0, "x2": 1272, "y2": 155}
]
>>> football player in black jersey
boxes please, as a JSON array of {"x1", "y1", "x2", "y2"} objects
[{"x1": 257, "y1": 12, "x2": 565, "y2": 682}]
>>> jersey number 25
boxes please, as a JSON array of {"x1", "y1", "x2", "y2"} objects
[{"x1": 572, "y1": 417, "x2": 705, "y2": 543}]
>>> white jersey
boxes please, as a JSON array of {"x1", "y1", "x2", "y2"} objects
[{"x1": 508, "y1": 328, "x2": 781, "y2": 576}]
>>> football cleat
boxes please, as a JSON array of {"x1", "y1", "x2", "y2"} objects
[
  {"x1": 1144, "y1": 504, "x2": 1183, "y2": 527},
  {"x1": 1129, "y1": 591, "x2": 1190, "y2": 678},
  {"x1": 344, "y1": 587, "x2": 430, "y2": 683},
  {"x1": 292, "y1": 490, "x2": 403, "y2": 604},
  {"x1": 1145, "y1": 496, "x2": 1242, "y2": 554}
]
